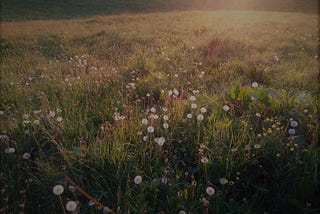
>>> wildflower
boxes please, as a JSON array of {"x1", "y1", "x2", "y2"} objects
[
  {"x1": 103, "y1": 207, "x2": 110, "y2": 214},
  {"x1": 206, "y1": 186, "x2": 216, "y2": 196},
  {"x1": 33, "y1": 120, "x2": 40, "y2": 125},
  {"x1": 219, "y1": 178, "x2": 229, "y2": 185},
  {"x1": 56, "y1": 108, "x2": 62, "y2": 113},
  {"x1": 146, "y1": 93, "x2": 150, "y2": 97},
  {"x1": 0, "y1": 111, "x2": 3, "y2": 115},
  {"x1": 191, "y1": 103, "x2": 197, "y2": 109},
  {"x1": 200, "y1": 157, "x2": 209, "y2": 163},
  {"x1": 143, "y1": 136, "x2": 148, "y2": 141},
  {"x1": 173, "y1": 88, "x2": 179, "y2": 96},
  {"x1": 162, "y1": 107, "x2": 168, "y2": 112},
  {"x1": 163, "y1": 123, "x2": 169, "y2": 129},
  {"x1": 187, "y1": 113, "x2": 193, "y2": 119},
  {"x1": 201, "y1": 197, "x2": 210, "y2": 207},
  {"x1": 88, "y1": 200, "x2": 95, "y2": 206},
  {"x1": 4, "y1": 148, "x2": 15, "y2": 154},
  {"x1": 22, "y1": 152, "x2": 30, "y2": 160},
  {"x1": 179, "y1": 210, "x2": 187, "y2": 214},
  {"x1": 134, "y1": 175, "x2": 142, "y2": 184},
  {"x1": 288, "y1": 129, "x2": 296, "y2": 135},
  {"x1": 290, "y1": 121, "x2": 298, "y2": 128},
  {"x1": 53, "y1": 184, "x2": 64, "y2": 195},
  {"x1": 223, "y1": 105, "x2": 230, "y2": 111},
  {"x1": 65, "y1": 201, "x2": 77, "y2": 212},
  {"x1": 156, "y1": 137, "x2": 165, "y2": 146},
  {"x1": 256, "y1": 113, "x2": 261, "y2": 117},
  {"x1": 56, "y1": 117, "x2": 63, "y2": 122},
  {"x1": 252, "y1": 82, "x2": 259, "y2": 88},
  {"x1": 190, "y1": 96, "x2": 196, "y2": 101},
  {"x1": 141, "y1": 118, "x2": 148, "y2": 125},
  {"x1": 163, "y1": 115, "x2": 169, "y2": 120},
  {"x1": 48, "y1": 110, "x2": 55, "y2": 118},
  {"x1": 197, "y1": 114, "x2": 204, "y2": 121},
  {"x1": 200, "y1": 107, "x2": 207, "y2": 113},
  {"x1": 150, "y1": 107, "x2": 157, "y2": 113},
  {"x1": 161, "y1": 177, "x2": 168, "y2": 184},
  {"x1": 257, "y1": 133, "x2": 262, "y2": 138},
  {"x1": 147, "y1": 126, "x2": 155, "y2": 133},
  {"x1": 254, "y1": 144, "x2": 261, "y2": 149}
]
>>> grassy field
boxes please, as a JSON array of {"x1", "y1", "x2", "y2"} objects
[{"x1": 0, "y1": 9, "x2": 319, "y2": 213}]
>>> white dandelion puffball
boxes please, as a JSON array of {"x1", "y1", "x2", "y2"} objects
[
  {"x1": 201, "y1": 157, "x2": 209, "y2": 163},
  {"x1": 143, "y1": 136, "x2": 148, "y2": 141},
  {"x1": 197, "y1": 114, "x2": 204, "y2": 121},
  {"x1": 190, "y1": 96, "x2": 196, "y2": 101},
  {"x1": 150, "y1": 107, "x2": 157, "y2": 113},
  {"x1": 157, "y1": 137, "x2": 165, "y2": 146},
  {"x1": 288, "y1": 129, "x2": 296, "y2": 135},
  {"x1": 222, "y1": 105, "x2": 230, "y2": 111},
  {"x1": 219, "y1": 178, "x2": 229, "y2": 185},
  {"x1": 290, "y1": 121, "x2": 298, "y2": 128},
  {"x1": 187, "y1": 113, "x2": 193, "y2": 119},
  {"x1": 163, "y1": 115, "x2": 169, "y2": 120},
  {"x1": 153, "y1": 114, "x2": 159, "y2": 120},
  {"x1": 254, "y1": 144, "x2": 261, "y2": 149},
  {"x1": 134, "y1": 175, "x2": 142, "y2": 184},
  {"x1": 147, "y1": 126, "x2": 155, "y2": 133},
  {"x1": 163, "y1": 123, "x2": 169, "y2": 129},
  {"x1": 53, "y1": 184, "x2": 64, "y2": 195},
  {"x1": 141, "y1": 118, "x2": 148, "y2": 125},
  {"x1": 4, "y1": 147, "x2": 16, "y2": 154},
  {"x1": 56, "y1": 117, "x2": 63, "y2": 122},
  {"x1": 33, "y1": 120, "x2": 40, "y2": 125},
  {"x1": 179, "y1": 210, "x2": 187, "y2": 214},
  {"x1": 200, "y1": 107, "x2": 207, "y2": 113},
  {"x1": 191, "y1": 103, "x2": 198, "y2": 109},
  {"x1": 252, "y1": 82, "x2": 259, "y2": 88},
  {"x1": 206, "y1": 186, "x2": 216, "y2": 196},
  {"x1": 22, "y1": 152, "x2": 31, "y2": 160},
  {"x1": 65, "y1": 201, "x2": 77, "y2": 212}
]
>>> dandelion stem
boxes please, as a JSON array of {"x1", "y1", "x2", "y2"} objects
[{"x1": 59, "y1": 195, "x2": 66, "y2": 214}]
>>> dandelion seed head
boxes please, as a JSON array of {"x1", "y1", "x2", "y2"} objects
[
  {"x1": 187, "y1": 113, "x2": 193, "y2": 119},
  {"x1": 22, "y1": 152, "x2": 30, "y2": 160},
  {"x1": 33, "y1": 120, "x2": 40, "y2": 125},
  {"x1": 53, "y1": 184, "x2": 64, "y2": 195},
  {"x1": 163, "y1": 115, "x2": 169, "y2": 120},
  {"x1": 191, "y1": 103, "x2": 198, "y2": 109},
  {"x1": 200, "y1": 107, "x2": 207, "y2": 113},
  {"x1": 252, "y1": 82, "x2": 259, "y2": 88},
  {"x1": 5, "y1": 147, "x2": 15, "y2": 154},
  {"x1": 150, "y1": 107, "x2": 156, "y2": 113},
  {"x1": 254, "y1": 144, "x2": 261, "y2": 149},
  {"x1": 56, "y1": 117, "x2": 63, "y2": 122},
  {"x1": 197, "y1": 114, "x2": 204, "y2": 121},
  {"x1": 65, "y1": 201, "x2": 77, "y2": 212},
  {"x1": 147, "y1": 126, "x2": 155, "y2": 133},
  {"x1": 134, "y1": 175, "x2": 142, "y2": 184},
  {"x1": 200, "y1": 157, "x2": 209, "y2": 163},
  {"x1": 206, "y1": 186, "x2": 215, "y2": 196},
  {"x1": 163, "y1": 123, "x2": 169, "y2": 129},
  {"x1": 143, "y1": 136, "x2": 148, "y2": 141},
  {"x1": 223, "y1": 105, "x2": 230, "y2": 111},
  {"x1": 141, "y1": 118, "x2": 148, "y2": 125},
  {"x1": 190, "y1": 96, "x2": 196, "y2": 101},
  {"x1": 219, "y1": 178, "x2": 229, "y2": 185},
  {"x1": 290, "y1": 121, "x2": 298, "y2": 128},
  {"x1": 288, "y1": 129, "x2": 296, "y2": 135}
]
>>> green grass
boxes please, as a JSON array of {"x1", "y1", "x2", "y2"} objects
[{"x1": 0, "y1": 10, "x2": 319, "y2": 213}]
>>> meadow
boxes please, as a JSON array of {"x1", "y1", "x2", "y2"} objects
[{"x1": 0, "y1": 9, "x2": 319, "y2": 213}]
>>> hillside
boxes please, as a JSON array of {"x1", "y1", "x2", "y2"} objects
[{"x1": 1, "y1": 0, "x2": 318, "y2": 21}]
